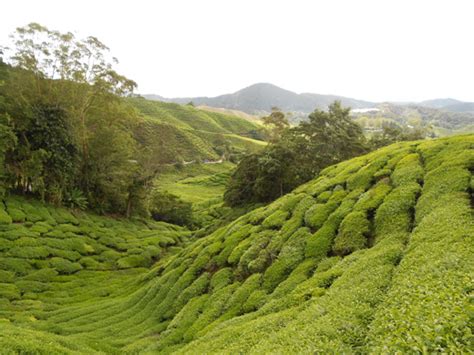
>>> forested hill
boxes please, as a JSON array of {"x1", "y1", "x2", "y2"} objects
[
  {"x1": 145, "y1": 83, "x2": 375, "y2": 114},
  {"x1": 0, "y1": 135, "x2": 472, "y2": 353},
  {"x1": 148, "y1": 83, "x2": 474, "y2": 132},
  {"x1": 0, "y1": 23, "x2": 265, "y2": 218}
]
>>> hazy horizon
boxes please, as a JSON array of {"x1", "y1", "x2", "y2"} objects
[{"x1": 2, "y1": 0, "x2": 474, "y2": 102}]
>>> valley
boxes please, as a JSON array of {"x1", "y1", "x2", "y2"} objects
[
  {"x1": 0, "y1": 15, "x2": 473, "y2": 354},
  {"x1": 0, "y1": 135, "x2": 472, "y2": 353}
]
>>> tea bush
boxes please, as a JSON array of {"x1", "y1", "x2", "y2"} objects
[{"x1": 0, "y1": 135, "x2": 472, "y2": 353}]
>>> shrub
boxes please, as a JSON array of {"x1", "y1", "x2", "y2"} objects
[
  {"x1": 48, "y1": 257, "x2": 83, "y2": 274},
  {"x1": 172, "y1": 272, "x2": 210, "y2": 314},
  {"x1": 261, "y1": 210, "x2": 289, "y2": 229},
  {"x1": 30, "y1": 222, "x2": 53, "y2": 234},
  {"x1": 242, "y1": 289, "x2": 267, "y2": 313},
  {"x1": 99, "y1": 250, "x2": 122, "y2": 263},
  {"x1": 220, "y1": 274, "x2": 262, "y2": 318},
  {"x1": 0, "y1": 207, "x2": 12, "y2": 224},
  {"x1": 64, "y1": 188, "x2": 88, "y2": 210},
  {"x1": 415, "y1": 165, "x2": 470, "y2": 223},
  {"x1": 0, "y1": 257, "x2": 32, "y2": 276},
  {"x1": 247, "y1": 249, "x2": 271, "y2": 274},
  {"x1": 262, "y1": 228, "x2": 308, "y2": 291},
  {"x1": 117, "y1": 255, "x2": 150, "y2": 269},
  {"x1": 8, "y1": 246, "x2": 50, "y2": 259},
  {"x1": 215, "y1": 224, "x2": 253, "y2": 267},
  {"x1": 22, "y1": 204, "x2": 54, "y2": 224},
  {"x1": 374, "y1": 182, "x2": 420, "y2": 239},
  {"x1": 0, "y1": 283, "x2": 20, "y2": 300},
  {"x1": 5, "y1": 199, "x2": 27, "y2": 222},
  {"x1": 210, "y1": 268, "x2": 233, "y2": 291},
  {"x1": 0, "y1": 239, "x2": 12, "y2": 251},
  {"x1": 49, "y1": 208, "x2": 78, "y2": 225},
  {"x1": 391, "y1": 153, "x2": 423, "y2": 186},
  {"x1": 0, "y1": 270, "x2": 14, "y2": 283},
  {"x1": 16, "y1": 280, "x2": 50, "y2": 293},
  {"x1": 49, "y1": 248, "x2": 81, "y2": 261},
  {"x1": 316, "y1": 190, "x2": 332, "y2": 203},
  {"x1": 346, "y1": 157, "x2": 387, "y2": 191},
  {"x1": 149, "y1": 190, "x2": 193, "y2": 227},
  {"x1": 22, "y1": 268, "x2": 58, "y2": 282},
  {"x1": 304, "y1": 202, "x2": 338, "y2": 230},
  {"x1": 353, "y1": 180, "x2": 392, "y2": 212},
  {"x1": 79, "y1": 257, "x2": 101, "y2": 269},
  {"x1": 332, "y1": 211, "x2": 370, "y2": 255},
  {"x1": 6, "y1": 207, "x2": 26, "y2": 223},
  {"x1": 305, "y1": 198, "x2": 356, "y2": 259},
  {"x1": 367, "y1": 193, "x2": 473, "y2": 353}
]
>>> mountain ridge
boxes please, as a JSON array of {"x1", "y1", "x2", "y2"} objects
[
  {"x1": 144, "y1": 83, "x2": 474, "y2": 124},
  {"x1": 144, "y1": 83, "x2": 376, "y2": 114}
]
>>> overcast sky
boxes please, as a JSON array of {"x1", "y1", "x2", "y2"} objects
[{"x1": 1, "y1": 0, "x2": 474, "y2": 102}]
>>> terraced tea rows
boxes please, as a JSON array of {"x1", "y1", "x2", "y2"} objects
[{"x1": 0, "y1": 135, "x2": 472, "y2": 353}]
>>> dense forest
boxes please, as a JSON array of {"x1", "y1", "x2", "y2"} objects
[{"x1": 0, "y1": 24, "x2": 266, "y2": 222}]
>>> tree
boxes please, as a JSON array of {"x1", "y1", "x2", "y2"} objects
[
  {"x1": 1, "y1": 23, "x2": 145, "y2": 214},
  {"x1": 225, "y1": 101, "x2": 368, "y2": 206},
  {"x1": 254, "y1": 145, "x2": 297, "y2": 201},
  {"x1": 224, "y1": 145, "x2": 299, "y2": 206},
  {"x1": 26, "y1": 105, "x2": 76, "y2": 202},
  {"x1": 149, "y1": 190, "x2": 193, "y2": 227},
  {"x1": 261, "y1": 107, "x2": 289, "y2": 143},
  {"x1": 282, "y1": 101, "x2": 367, "y2": 180},
  {"x1": 5, "y1": 23, "x2": 137, "y2": 194},
  {"x1": 368, "y1": 121, "x2": 429, "y2": 149},
  {"x1": 224, "y1": 154, "x2": 260, "y2": 206}
]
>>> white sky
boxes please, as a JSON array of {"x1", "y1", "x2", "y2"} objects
[{"x1": 1, "y1": 0, "x2": 474, "y2": 102}]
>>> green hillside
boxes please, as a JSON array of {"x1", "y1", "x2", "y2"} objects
[
  {"x1": 130, "y1": 98, "x2": 266, "y2": 163},
  {"x1": 0, "y1": 135, "x2": 472, "y2": 353},
  {"x1": 155, "y1": 162, "x2": 259, "y2": 229}
]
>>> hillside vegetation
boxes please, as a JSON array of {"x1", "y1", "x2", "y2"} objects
[
  {"x1": 0, "y1": 24, "x2": 266, "y2": 219},
  {"x1": 0, "y1": 135, "x2": 472, "y2": 353},
  {"x1": 145, "y1": 83, "x2": 375, "y2": 115},
  {"x1": 130, "y1": 98, "x2": 266, "y2": 163}
]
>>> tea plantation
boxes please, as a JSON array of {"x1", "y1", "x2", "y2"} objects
[{"x1": 0, "y1": 135, "x2": 472, "y2": 353}]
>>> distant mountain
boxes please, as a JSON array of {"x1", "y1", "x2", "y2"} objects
[
  {"x1": 144, "y1": 83, "x2": 376, "y2": 115},
  {"x1": 419, "y1": 98, "x2": 463, "y2": 109},
  {"x1": 144, "y1": 84, "x2": 474, "y2": 130},
  {"x1": 419, "y1": 98, "x2": 474, "y2": 113}
]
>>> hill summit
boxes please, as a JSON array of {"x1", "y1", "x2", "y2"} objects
[{"x1": 145, "y1": 83, "x2": 375, "y2": 114}]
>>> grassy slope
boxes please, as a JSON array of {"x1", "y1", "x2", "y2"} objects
[
  {"x1": 130, "y1": 98, "x2": 266, "y2": 163},
  {"x1": 196, "y1": 105, "x2": 262, "y2": 125},
  {"x1": 0, "y1": 135, "x2": 472, "y2": 353},
  {"x1": 157, "y1": 162, "x2": 233, "y2": 204},
  {"x1": 155, "y1": 162, "x2": 258, "y2": 230}
]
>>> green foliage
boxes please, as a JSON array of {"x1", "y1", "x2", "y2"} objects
[
  {"x1": 304, "y1": 201, "x2": 338, "y2": 230},
  {"x1": 149, "y1": 190, "x2": 193, "y2": 227},
  {"x1": 0, "y1": 206, "x2": 12, "y2": 224},
  {"x1": 225, "y1": 101, "x2": 368, "y2": 206},
  {"x1": 332, "y1": 211, "x2": 370, "y2": 255},
  {"x1": 116, "y1": 255, "x2": 150, "y2": 269},
  {"x1": 0, "y1": 136, "x2": 471, "y2": 354},
  {"x1": 368, "y1": 121, "x2": 429, "y2": 149},
  {"x1": 261, "y1": 210, "x2": 289, "y2": 229},
  {"x1": 64, "y1": 188, "x2": 88, "y2": 210},
  {"x1": 261, "y1": 108, "x2": 289, "y2": 143},
  {"x1": 224, "y1": 145, "x2": 298, "y2": 206}
]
